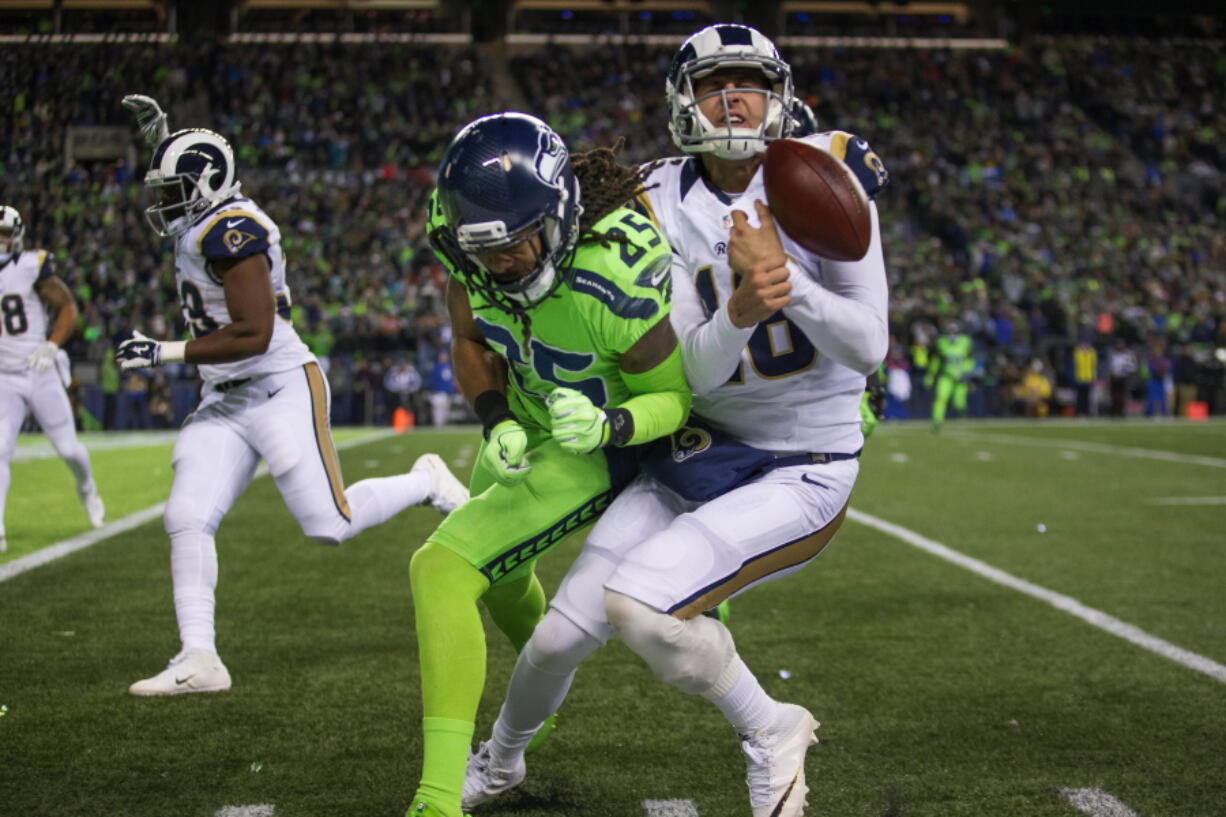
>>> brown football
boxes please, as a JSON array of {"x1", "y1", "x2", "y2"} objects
[{"x1": 763, "y1": 138, "x2": 871, "y2": 262}]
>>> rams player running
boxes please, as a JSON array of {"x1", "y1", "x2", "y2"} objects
[
  {"x1": 117, "y1": 96, "x2": 468, "y2": 696},
  {"x1": 0, "y1": 205, "x2": 105, "y2": 552},
  {"x1": 465, "y1": 24, "x2": 890, "y2": 817},
  {"x1": 405, "y1": 112, "x2": 691, "y2": 817}
]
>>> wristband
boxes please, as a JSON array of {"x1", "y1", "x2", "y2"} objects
[
  {"x1": 605, "y1": 408, "x2": 635, "y2": 447},
  {"x1": 161, "y1": 340, "x2": 187, "y2": 364},
  {"x1": 474, "y1": 389, "x2": 516, "y2": 437}
]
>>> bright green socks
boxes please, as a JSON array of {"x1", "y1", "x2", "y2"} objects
[
  {"x1": 412, "y1": 718, "x2": 475, "y2": 811},
  {"x1": 409, "y1": 542, "x2": 490, "y2": 813}
]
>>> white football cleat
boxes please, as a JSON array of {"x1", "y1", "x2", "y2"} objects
[
  {"x1": 129, "y1": 648, "x2": 232, "y2": 696},
  {"x1": 80, "y1": 485, "x2": 106, "y2": 528},
  {"x1": 462, "y1": 740, "x2": 526, "y2": 810},
  {"x1": 413, "y1": 453, "x2": 469, "y2": 515},
  {"x1": 741, "y1": 703, "x2": 820, "y2": 817}
]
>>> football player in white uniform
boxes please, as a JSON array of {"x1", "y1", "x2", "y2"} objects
[
  {"x1": 117, "y1": 96, "x2": 469, "y2": 696},
  {"x1": 0, "y1": 205, "x2": 105, "y2": 552},
  {"x1": 464, "y1": 25, "x2": 889, "y2": 817}
]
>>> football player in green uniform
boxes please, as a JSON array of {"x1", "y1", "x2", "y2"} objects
[
  {"x1": 405, "y1": 113, "x2": 691, "y2": 817},
  {"x1": 926, "y1": 320, "x2": 974, "y2": 430}
]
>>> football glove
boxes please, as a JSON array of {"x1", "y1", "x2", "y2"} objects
[
  {"x1": 861, "y1": 370, "x2": 885, "y2": 438},
  {"x1": 27, "y1": 340, "x2": 58, "y2": 375},
  {"x1": 121, "y1": 94, "x2": 170, "y2": 148},
  {"x1": 547, "y1": 387, "x2": 609, "y2": 454},
  {"x1": 115, "y1": 330, "x2": 163, "y2": 370},
  {"x1": 482, "y1": 419, "x2": 531, "y2": 486},
  {"x1": 859, "y1": 391, "x2": 879, "y2": 439}
]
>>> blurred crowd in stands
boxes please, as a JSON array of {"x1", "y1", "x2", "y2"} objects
[{"x1": 1, "y1": 35, "x2": 1222, "y2": 428}]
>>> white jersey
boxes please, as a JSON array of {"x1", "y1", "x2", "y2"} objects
[
  {"x1": 174, "y1": 197, "x2": 313, "y2": 383},
  {"x1": 0, "y1": 249, "x2": 52, "y2": 374},
  {"x1": 640, "y1": 130, "x2": 890, "y2": 454}
]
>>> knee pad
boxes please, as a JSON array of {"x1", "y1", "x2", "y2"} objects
[
  {"x1": 164, "y1": 494, "x2": 213, "y2": 538},
  {"x1": 299, "y1": 500, "x2": 354, "y2": 546},
  {"x1": 605, "y1": 589, "x2": 734, "y2": 696},
  {"x1": 44, "y1": 421, "x2": 84, "y2": 459},
  {"x1": 0, "y1": 419, "x2": 15, "y2": 461},
  {"x1": 305, "y1": 526, "x2": 345, "y2": 547},
  {"x1": 524, "y1": 609, "x2": 604, "y2": 676}
]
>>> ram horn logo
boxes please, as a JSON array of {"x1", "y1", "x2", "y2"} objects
[{"x1": 670, "y1": 426, "x2": 712, "y2": 463}]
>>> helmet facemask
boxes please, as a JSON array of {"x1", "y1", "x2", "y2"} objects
[
  {"x1": 432, "y1": 113, "x2": 583, "y2": 316},
  {"x1": 667, "y1": 25, "x2": 795, "y2": 159},
  {"x1": 143, "y1": 129, "x2": 242, "y2": 238},
  {"x1": 434, "y1": 182, "x2": 579, "y2": 316},
  {"x1": 144, "y1": 169, "x2": 213, "y2": 237}
]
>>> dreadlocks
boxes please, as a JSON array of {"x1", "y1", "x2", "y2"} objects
[{"x1": 571, "y1": 140, "x2": 656, "y2": 248}]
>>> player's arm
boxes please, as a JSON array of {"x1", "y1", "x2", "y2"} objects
[
  {"x1": 34, "y1": 275, "x2": 78, "y2": 347},
  {"x1": 26, "y1": 256, "x2": 76, "y2": 373},
  {"x1": 447, "y1": 275, "x2": 509, "y2": 409},
  {"x1": 446, "y1": 275, "x2": 530, "y2": 484},
  {"x1": 729, "y1": 200, "x2": 886, "y2": 376},
  {"x1": 609, "y1": 317, "x2": 691, "y2": 445},
  {"x1": 550, "y1": 316, "x2": 691, "y2": 453},
  {"x1": 775, "y1": 198, "x2": 889, "y2": 375},
  {"x1": 669, "y1": 253, "x2": 755, "y2": 395},
  {"x1": 114, "y1": 255, "x2": 276, "y2": 370},
  {"x1": 178, "y1": 254, "x2": 276, "y2": 364}
]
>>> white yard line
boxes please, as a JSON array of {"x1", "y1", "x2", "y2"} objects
[
  {"x1": 944, "y1": 430, "x2": 1226, "y2": 468},
  {"x1": 848, "y1": 508, "x2": 1226, "y2": 685},
  {"x1": 14, "y1": 430, "x2": 181, "y2": 461},
  {"x1": 886, "y1": 417, "x2": 1224, "y2": 431},
  {"x1": 214, "y1": 807, "x2": 275, "y2": 817},
  {"x1": 643, "y1": 800, "x2": 700, "y2": 817},
  {"x1": 0, "y1": 430, "x2": 396, "y2": 584},
  {"x1": 1149, "y1": 496, "x2": 1226, "y2": 505},
  {"x1": 1059, "y1": 788, "x2": 1141, "y2": 817}
]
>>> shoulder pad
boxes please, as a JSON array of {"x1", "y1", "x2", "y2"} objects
[
  {"x1": 197, "y1": 209, "x2": 272, "y2": 261},
  {"x1": 818, "y1": 131, "x2": 890, "y2": 199},
  {"x1": 35, "y1": 250, "x2": 53, "y2": 281}
]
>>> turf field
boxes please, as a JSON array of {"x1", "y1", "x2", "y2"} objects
[{"x1": 2, "y1": 420, "x2": 1224, "y2": 817}]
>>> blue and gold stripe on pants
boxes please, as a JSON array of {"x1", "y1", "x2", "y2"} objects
[
  {"x1": 303, "y1": 362, "x2": 351, "y2": 521},
  {"x1": 669, "y1": 503, "x2": 849, "y2": 620}
]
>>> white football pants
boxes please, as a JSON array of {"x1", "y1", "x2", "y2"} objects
[
  {"x1": 164, "y1": 362, "x2": 432, "y2": 654},
  {"x1": 553, "y1": 458, "x2": 857, "y2": 641},
  {"x1": 0, "y1": 366, "x2": 95, "y2": 537},
  {"x1": 489, "y1": 459, "x2": 855, "y2": 745}
]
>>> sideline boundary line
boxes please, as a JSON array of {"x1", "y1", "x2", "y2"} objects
[
  {"x1": 943, "y1": 430, "x2": 1226, "y2": 468},
  {"x1": 0, "y1": 430, "x2": 396, "y2": 584},
  {"x1": 848, "y1": 508, "x2": 1226, "y2": 685}
]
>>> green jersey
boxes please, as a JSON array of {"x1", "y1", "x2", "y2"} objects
[
  {"x1": 934, "y1": 333, "x2": 974, "y2": 380},
  {"x1": 428, "y1": 191, "x2": 674, "y2": 431}
]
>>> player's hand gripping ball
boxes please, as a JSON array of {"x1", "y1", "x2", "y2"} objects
[{"x1": 763, "y1": 139, "x2": 872, "y2": 262}]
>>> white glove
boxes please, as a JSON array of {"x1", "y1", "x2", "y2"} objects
[
  {"x1": 28, "y1": 340, "x2": 58, "y2": 374},
  {"x1": 121, "y1": 94, "x2": 170, "y2": 148}
]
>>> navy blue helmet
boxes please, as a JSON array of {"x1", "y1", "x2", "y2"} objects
[
  {"x1": 430, "y1": 112, "x2": 582, "y2": 314},
  {"x1": 144, "y1": 128, "x2": 242, "y2": 236}
]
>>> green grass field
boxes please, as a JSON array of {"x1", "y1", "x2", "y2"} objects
[{"x1": 2, "y1": 420, "x2": 1224, "y2": 817}]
